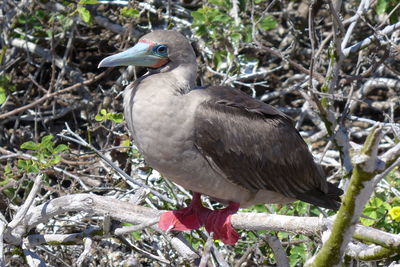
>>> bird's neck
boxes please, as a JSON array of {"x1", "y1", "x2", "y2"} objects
[{"x1": 145, "y1": 62, "x2": 197, "y2": 95}]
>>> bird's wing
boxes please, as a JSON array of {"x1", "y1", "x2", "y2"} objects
[{"x1": 193, "y1": 86, "x2": 328, "y2": 201}]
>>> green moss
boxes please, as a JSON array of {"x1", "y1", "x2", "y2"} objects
[
  {"x1": 361, "y1": 125, "x2": 379, "y2": 155},
  {"x1": 353, "y1": 232, "x2": 387, "y2": 248},
  {"x1": 321, "y1": 84, "x2": 329, "y2": 93},
  {"x1": 309, "y1": 166, "x2": 374, "y2": 266},
  {"x1": 89, "y1": 229, "x2": 104, "y2": 236},
  {"x1": 307, "y1": 126, "x2": 382, "y2": 266},
  {"x1": 356, "y1": 247, "x2": 398, "y2": 261},
  {"x1": 9, "y1": 247, "x2": 24, "y2": 256}
]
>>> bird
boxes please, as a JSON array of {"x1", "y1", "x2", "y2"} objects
[{"x1": 98, "y1": 30, "x2": 343, "y2": 245}]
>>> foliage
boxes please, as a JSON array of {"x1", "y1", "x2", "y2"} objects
[
  {"x1": 191, "y1": 0, "x2": 277, "y2": 72},
  {"x1": 360, "y1": 168, "x2": 400, "y2": 232},
  {"x1": 70, "y1": 0, "x2": 99, "y2": 25},
  {"x1": 120, "y1": 7, "x2": 140, "y2": 18},
  {"x1": 361, "y1": 195, "x2": 391, "y2": 227},
  {"x1": 0, "y1": 75, "x2": 15, "y2": 105},
  {"x1": 18, "y1": 135, "x2": 69, "y2": 173},
  {"x1": 376, "y1": 0, "x2": 400, "y2": 23},
  {"x1": 95, "y1": 109, "x2": 124, "y2": 123}
]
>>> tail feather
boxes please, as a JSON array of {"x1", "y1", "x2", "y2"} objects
[{"x1": 296, "y1": 182, "x2": 344, "y2": 210}]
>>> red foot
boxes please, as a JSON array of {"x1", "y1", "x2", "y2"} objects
[
  {"x1": 158, "y1": 193, "x2": 211, "y2": 231},
  {"x1": 158, "y1": 193, "x2": 240, "y2": 245},
  {"x1": 205, "y1": 202, "x2": 240, "y2": 245}
]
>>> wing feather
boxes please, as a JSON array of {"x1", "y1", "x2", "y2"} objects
[{"x1": 193, "y1": 86, "x2": 333, "y2": 203}]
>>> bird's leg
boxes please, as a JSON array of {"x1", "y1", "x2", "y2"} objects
[
  {"x1": 158, "y1": 192, "x2": 211, "y2": 231},
  {"x1": 204, "y1": 201, "x2": 240, "y2": 245},
  {"x1": 158, "y1": 194, "x2": 240, "y2": 245}
]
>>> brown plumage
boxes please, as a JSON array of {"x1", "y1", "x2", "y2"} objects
[
  {"x1": 99, "y1": 30, "x2": 343, "y2": 244},
  {"x1": 194, "y1": 86, "x2": 342, "y2": 209}
]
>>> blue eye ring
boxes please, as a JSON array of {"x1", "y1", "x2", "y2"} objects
[{"x1": 153, "y1": 44, "x2": 168, "y2": 57}]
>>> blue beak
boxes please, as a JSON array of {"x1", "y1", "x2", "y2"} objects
[{"x1": 98, "y1": 42, "x2": 161, "y2": 68}]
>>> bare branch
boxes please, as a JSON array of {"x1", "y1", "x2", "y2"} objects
[
  {"x1": 343, "y1": 22, "x2": 400, "y2": 57},
  {"x1": 7, "y1": 174, "x2": 42, "y2": 229},
  {"x1": 265, "y1": 234, "x2": 290, "y2": 267}
]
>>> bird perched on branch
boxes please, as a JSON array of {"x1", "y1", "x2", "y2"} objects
[{"x1": 99, "y1": 30, "x2": 343, "y2": 245}]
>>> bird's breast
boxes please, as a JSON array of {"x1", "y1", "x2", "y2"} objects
[{"x1": 127, "y1": 88, "x2": 198, "y2": 175}]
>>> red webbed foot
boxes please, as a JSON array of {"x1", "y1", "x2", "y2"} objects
[
  {"x1": 205, "y1": 202, "x2": 240, "y2": 245},
  {"x1": 158, "y1": 193, "x2": 211, "y2": 231},
  {"x1": 158, "y1": 193, "x2": 240, "y2": 245}
]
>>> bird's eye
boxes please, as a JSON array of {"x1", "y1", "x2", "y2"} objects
[{"x1": 153, "y1": 45, "x2": 168, "y2": 56}]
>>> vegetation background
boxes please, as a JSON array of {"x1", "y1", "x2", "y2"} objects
[{"x1": 0, "y1": 0, "x2": 399, "y2": 266}]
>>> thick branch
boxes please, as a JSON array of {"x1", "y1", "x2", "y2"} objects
[
  {"x1": 5, "y1": 193, "x2": 400, "y2": 254},
  {"x1": 308, "y1": 125, "x2": 384, "y2": 266}
]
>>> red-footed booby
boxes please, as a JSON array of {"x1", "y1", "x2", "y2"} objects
[{"x1": 98, "y1": 30, "x2": 343, "y2": 245}]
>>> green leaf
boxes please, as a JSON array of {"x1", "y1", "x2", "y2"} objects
[
  {"x1": 109, "y1": 113, "x2": 124, "y2": 123},
  {"x1": 213, "y1": 14, "x2": 231, "y2": 24},
  {"x1": 191, "y1": 11, "x2": 205, "y2": 24},
  {"x1": 230, "y1": 32, "x2": 242, "y2": 43},
  {"x1": 369, "y1": 211, "x2": 378, "y2": 219},
  {"x1": 131, "y1": 231, "x2": 141, "y2": 240},
  {"x1": 376, "y1": 0, "x2": 388, "y2": 14},
  {"x1": 95, "y1": 114, "x2": 104, "y2": 121},
  {"x1": 121, "y1": 139, "x2": 130, "y2": 147},
  {"x1": 0, "y1": 87, "x2": 6, "y2": 105},
  {"x1": 38, "y1": 154, "x2": 45, "y2": 163},
  {"x1": 208, "y1": 0, "x2": 226, "y2": 6},
  {"x1": 40, "y1": 135, "x2": 54, "y2": 149},
  {"x1": 50, "y1": 155, "x2": 61, "y2": 165},
  {"x1": 29, "y1": 164, "x2": 40, "y2": 173},
  {"x1": 54, "y1": 144, "x2": 69, "y2": 153},
  {"x1": 0, "y1": 177, "x2": 10, "y2": 187},
  {"x1": 289, "y1": 244, "x2": 306, "y2": 266},
  {"x1": 100, "y1": 109, "x2": 107, "y2": 115},
  {"x1": 245, "y1": 204, "x2": 268, "y2": 213},
  {"x1": 78, "y1": 0, "x2": 98, "y2": 4},
  {"x1": 17, "y1": 159, "x2": 28, "y2": 170},
  {"x1": 360, "y1": 217, "x2": 375, "y2": 226},
  {"x1": 259, "y1": 16, "x2": 278, "y2": 30},
  {"x1": 77, "y1": 7, "x2": 91, "y2": 24},
  {"x1": 121, "y1": 7, "x2": 140, "y2": 18},
  {"x1": 21, "y1": 141, "x2": 39, "y2": 150}
]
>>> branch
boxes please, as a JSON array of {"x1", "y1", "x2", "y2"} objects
[
  {"x1": 22, "y1": 242, "x2": 46, "y2": 267},
  {"x1": 0, "y1": 221, "x2": 5, "y2": 267},
  {"x1": 308, "y1": 125, "x2": 384, "y2": 266},
  {"x1": 58, "y1": 124, "x2": 176, "y2": 205},
  {"x1": 0, "y1": 70, "x2": 110, "y2": 120},
  {"x1": 264, "y1": 234, "x2": 290, "y2": 267},
  {"x1": 343, "y1": 22, "x2": 400, "y2": 57},
  {"x1": 5, "y1": 193, "x2": 400, "y2": 253},
  {"x1": 7, "y1": 174, "x2": 42, "y2": 230},
  {"x1": 347, "y1": 242, "x2": 399, "y2": 261}
]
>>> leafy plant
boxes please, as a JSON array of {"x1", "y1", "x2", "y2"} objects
[
  {"x1": 376, "y1": 0, "x2": 399, "y2": 23},
  {"x1": 289, "y1": 242, "x2": 307, "y2": 267},
  {"x1": 70, "y1": 0, "x2": 99, "y2": 25},
  {"x1": 361, "y1": 195, "x2": 391, "y2": 227},
  {"x1": 259, "y1": 16, "x2": 278, "y2": 30},
  {"x1": 0, "y1": 74, "x2": 16, "y2": 105},
  {"x1": 120, "y1": 7, "x2": 140, "y2": 18},
  {"x1": 191, "y1": 1, "x2": 277, "y2": 73},
  {"x1": 18, "y1": 135, "x2": 69, "y2": 173},
  {"x1": 95, "y1": 109, "x2": 124, "y2": 123}
]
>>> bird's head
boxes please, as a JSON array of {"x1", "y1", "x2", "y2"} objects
[{"x1": 98, "y1": 30, "x2": 196, "y2": 69}]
